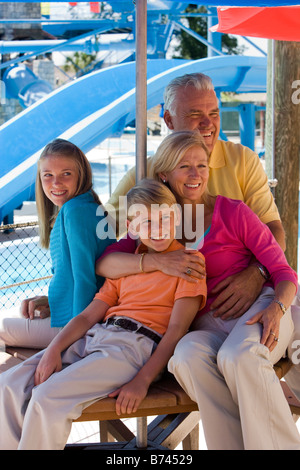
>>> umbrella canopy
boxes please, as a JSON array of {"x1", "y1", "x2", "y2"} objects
[
  {"x1": 6, "y1": 1, "x2": 300, "y2": 5},
  {"x1": 191, "y1": 1, "x2": 300, "y2": 4},
  {"x1": 211, "y1": 6, "x2": 300, "y2": 41}
]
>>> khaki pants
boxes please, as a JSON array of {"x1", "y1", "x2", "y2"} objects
[
  {"x1": 0, "y1": 322, "x2": 155, "y2": 450},
  {"x1": 285, "y1": 288, "x2": 300, "y2": 402},
  {"x1": 0, "y1": 308, "x2": 61, "y2": 349},
  {"x1": 168, "y1": 287, "x2": 300, "y2": 450}
]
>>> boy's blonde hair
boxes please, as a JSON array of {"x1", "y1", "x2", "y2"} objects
[
  {"x1": 126, "y1": 178, "x2": 177, "y2": 220},
  {"x1": 36, "y1": 139, "x2": 101, "y2": 249}
]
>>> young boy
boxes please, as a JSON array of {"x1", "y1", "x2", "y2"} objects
[{"x1": 0, "y1": 179, "x2": 206, "y2": 450}]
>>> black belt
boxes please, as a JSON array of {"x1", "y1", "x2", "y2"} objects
[{"x1": 106, "y1": 317, "x2": 161, "y2": 344}]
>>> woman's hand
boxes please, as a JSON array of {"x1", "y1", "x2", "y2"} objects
[
  {"x1": 34, "y1": 347, "x2": 62, "y2": 386},
  {"x1": 149, "y1": 249, "x2": 206, "y2": 282},
  {"x1": 246, "y1": 302, "x2": 283, "y2": 352},
  {"x1": 21, "y1": 296, "x2": 50, "y2": 320},
  {"x1": 97, "y1": 246, "x2": 205, "y2": 282},
  {"x1": 108, "y1": 378, "x2": 149, "y2": 416}
]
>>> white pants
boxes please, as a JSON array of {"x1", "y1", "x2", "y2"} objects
[
  {"x1": 168, "y1": 287, "x2": 300, "y2": 450},
  {"x1": 0, "y1": 322, "x2": 155, "y2": 450},
  {"x1": 0, "y1": 307, "x2": 61, "y2": 349},
  {"x1": 285, "y1": 288, "x2": 300, "y2": 401}
]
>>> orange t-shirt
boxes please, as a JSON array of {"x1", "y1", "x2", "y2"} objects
[{"x1": 94, "y1": 240, "x2": 207, "y2": 335}]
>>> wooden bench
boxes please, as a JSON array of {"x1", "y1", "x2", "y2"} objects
[{"x1": 1, "y1": 347, "x2": 299, "y2": 450}]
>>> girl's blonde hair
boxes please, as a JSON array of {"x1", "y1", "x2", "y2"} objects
[{"x1": 36, "y1": 138, "x2": 101, "y2": 248}]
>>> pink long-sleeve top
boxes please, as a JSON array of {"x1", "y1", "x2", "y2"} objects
[{"x1": 100, "y1": 196, "x2": 298, "y2": 316}]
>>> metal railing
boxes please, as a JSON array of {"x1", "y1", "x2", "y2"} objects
[{"x1": 0, "y1": 222, "x2": 51, "y2": 309}]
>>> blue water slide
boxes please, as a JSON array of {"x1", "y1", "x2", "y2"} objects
[
  {"x1": 0, "y1": 56, "x2": 266, "y2": 223},
  {"x1": 3, "y1": 64, "x2": 53, "y2": 108}
]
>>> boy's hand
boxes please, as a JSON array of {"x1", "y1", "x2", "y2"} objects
[
  {"x1": 109, "y1": 378, "x2": 149, "y2": 416},
  {"x1": 34, "y1": 348, "x2": 62, "y2": 386}
]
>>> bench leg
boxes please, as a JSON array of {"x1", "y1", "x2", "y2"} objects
[
  {"x1": 99, "y1": 421, "x2": 115, "y2": 442},
  {"x1": 99, "y1": 419, "x2": 135, "y2": 443},
  {"x1": 146, "y1": 411, "x2": 200, "y2": 450},
  {"x1": 136, "y1": 417, "x2": 148, "y2": 448},
  {"x1": 182, "y1": 423, "x2": 199, "y2": 450}
]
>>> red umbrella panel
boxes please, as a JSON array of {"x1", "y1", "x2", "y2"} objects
[{"x1": 211, "y1": 6, "x2": 300, "y2": 41}]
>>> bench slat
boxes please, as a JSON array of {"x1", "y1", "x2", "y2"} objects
[
  {"x1": 3, "y1": 346, "x2": 298, "y2": 450},
  {"x1": 0, "y1": 351, "x2": 23, "y2": 373}
]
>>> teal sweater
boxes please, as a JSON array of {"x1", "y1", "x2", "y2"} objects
[{"x1": 48, "y1": 191, "x2": 115, "y2": 327}]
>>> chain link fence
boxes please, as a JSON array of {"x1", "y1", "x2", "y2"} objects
[{"x1": 0, "y1": 222, "x2": 52, "y2": 309}]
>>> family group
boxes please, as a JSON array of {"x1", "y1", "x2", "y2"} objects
[{"x1": 0, "y1": 72, "x2": 299, "y2": 450}]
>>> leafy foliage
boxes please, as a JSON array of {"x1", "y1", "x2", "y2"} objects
[{"x1": 173, "y1": 5, "x2": 245, "y2": 59}]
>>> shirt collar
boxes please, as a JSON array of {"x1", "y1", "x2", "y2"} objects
[
  {"x1": 135, "y1": 239, "x2": 184, "y2": 255},
  {"x1": 209, "y1": 140, "x2": 225, "y2": 169}
]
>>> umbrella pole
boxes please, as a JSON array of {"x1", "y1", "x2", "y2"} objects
[
  {"x1": 135, "y1": 0, "x2": 147, "y2": 183},
  {"x1": 265, "y1": 40, "x2": 275, "y2": 183},
  {"x1": 271, "y1": 39, "x2": 275, "y2": 182}
]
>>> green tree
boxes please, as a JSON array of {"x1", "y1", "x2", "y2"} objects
[
  {"x1": 173, "y1": 5, "x2": 244, "y2": 59},
  {"x1": 63, "y1": 51, "x2": 98, "y2": 77}
]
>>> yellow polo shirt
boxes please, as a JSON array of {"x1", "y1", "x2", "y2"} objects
[{"x1": 106, "y1": 139, "x2": 280, "y2": 235}]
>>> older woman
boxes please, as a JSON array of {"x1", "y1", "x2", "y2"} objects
[{"x1": 97, "y1": 131, "x2": 300, "y2": 450}]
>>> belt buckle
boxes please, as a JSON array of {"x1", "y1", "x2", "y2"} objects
[{"x1": 115, "y1": 318, "x2": 138, "y2": 332}]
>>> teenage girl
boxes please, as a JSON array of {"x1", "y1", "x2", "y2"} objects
[{"x1": 0, "y1": 139, "x2": 115, "y2": 348}]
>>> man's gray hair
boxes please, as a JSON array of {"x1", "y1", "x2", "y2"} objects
[{"x1": 163, "y1": 73, "x2": 215, "y2": 115}]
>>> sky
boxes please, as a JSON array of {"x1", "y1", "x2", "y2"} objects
[{"x1": 237, "y1": 36, "x2": 268, "y2": 56}]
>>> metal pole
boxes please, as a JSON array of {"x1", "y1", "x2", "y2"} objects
[
  {"x1": 136, "y1": 417, "x2": 148, "y2": 448},
  {"x1": 271, "y1": 39, "x2": 275, "y2": 182},
  {"x1": 135, "y1": 0, "x2": 147, "y2": 183},
  {"x1": 207, "y1": 7, "x2": 222, "y2": 57}
]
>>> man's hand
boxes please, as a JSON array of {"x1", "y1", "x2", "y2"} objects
[{"x1": 210, "y1": 266, "x2": 265, "y2": 319}]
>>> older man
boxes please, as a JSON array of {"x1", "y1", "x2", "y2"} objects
[{"x1": 107, "y1": 72, "x2": 285, "y2": 320}]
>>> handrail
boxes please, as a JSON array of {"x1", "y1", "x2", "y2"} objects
[
  {"x1": 0, "y1": 221, "x2": 38, "y2": 231},
  {"x1": 0, "y1": 276, "x2": 52, "y2": 291}
]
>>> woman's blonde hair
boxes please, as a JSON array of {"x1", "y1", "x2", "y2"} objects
[
  {"x1": 36, "y1": 138, "x2": 101, "y2": 248},
  {"x1": 150, "y1": 131, "x2": 213, "y2": 207},
  {"x1": 151, "y1": 131, "x2": 210, "y2": 177}
]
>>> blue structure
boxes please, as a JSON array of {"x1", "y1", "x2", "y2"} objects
[
  {"x1": 0, "y1": 3, "x2": 268, "y2": 223},
  {"x1": 0, "y1": 4, "x2": 224, "y2": 110},
  {"x1": 0, "y1": 55, "x2": 266, "y2": 224},
  {"x1": 3, "y1": 64, "x2": 53, "y2": 108}
]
